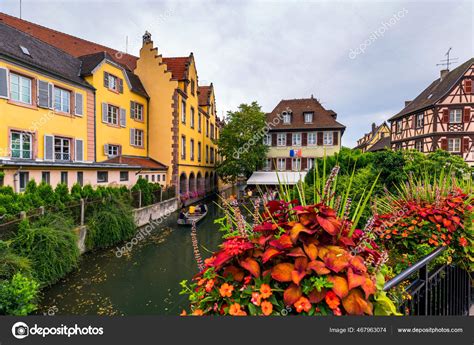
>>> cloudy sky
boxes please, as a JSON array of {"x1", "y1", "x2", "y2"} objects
[{"x1": 1, "y1": 0, "x2": 473, "y2": 146}]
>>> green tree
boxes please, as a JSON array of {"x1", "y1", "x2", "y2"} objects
[{"x1": 216, "y1": 102, "x2": 268, "y2": 183}]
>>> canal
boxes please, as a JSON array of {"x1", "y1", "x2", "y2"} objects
[{"x1": 39, "y1": 199, "x2": 225, "y2": 316}]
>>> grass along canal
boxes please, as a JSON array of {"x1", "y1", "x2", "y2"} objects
[{"x1": 39, "y1": 200, "x2": 225, "y2": 316}]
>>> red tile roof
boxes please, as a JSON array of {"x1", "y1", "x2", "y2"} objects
[
  {"x1": 102, "y1": 156, "x2": 167, "y2": 170},
  {"x1": 0, "y1": 12, "x2": 139, "y2": 70},
  {"x1": 198, "y1": 85, "x2": 212, "y2": 106},
  {"x1": 162, "y1": 57, "x2": 190, "y2": 81}
]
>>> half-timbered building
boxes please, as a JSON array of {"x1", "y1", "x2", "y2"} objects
[{"x1": 389, "y1": 58, "x2": 474, "y2": 165}]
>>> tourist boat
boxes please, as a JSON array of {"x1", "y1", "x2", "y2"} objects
[{"x1": 177, "y1": 205, "x2": 208, "y2": 226}]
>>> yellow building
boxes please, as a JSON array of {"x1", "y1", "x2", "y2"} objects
[{"x1": 354, "y1": 122, "x2": 391, "y2": 152}]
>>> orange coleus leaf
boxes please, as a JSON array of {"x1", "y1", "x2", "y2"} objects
[
  {"x1": 291, "y1": 257, "x2": 308, "y2": 285},
  {"x1": 262, "y1": 247, "x2": 283, "y2": 264},
  {"x1": 317, "y1": 246, "x2": 329, "y2": 260},
  {"x1": 307, "y1": 260, "x2": 330, "y2": 275},
  {"x1": 283, "y1": 283, "x2": 302, "y2": 306},
  {"x1": 239, "y1": 257, "x2": 261, "y2": 278},
  {"x1": 327, "y1": 275, "x2": 349, "y2": 299},
  {"x1": 349, "y1": 256, "x2": 367, "y2": 273},
  {"x1": 287, "y1": 247, "x2": 307, "y2": 258},
  {"x1": 324, "y1": 252, "x2": 350, "y2": 273},
  {"x1": 308, "y1": 288, "x2": 327, "y2": 304},
  {"x1": 361, "y1": 277, "x2": 376, "y2": 299},
  {"x1": 222, "y1": 266, "x2": 245, "y2": 282},
  {"x1": 316, "y1": 215, "x2": 341, "y2": 235},
  {"x1": 342, "y1": 289, "x2": 373, "y2": 315},
  {"x1": 289, "y1": 223, "x2": 314, "y2": 243},
  {"x1": 271, "y1": 262, "x2": 294, "y2": 282},
  {"x1": 303, "y1": 243, "x2": 318, "y2": 261},
  {"x1": 269, "y1": 233, "x2": 293, "y2": 250},
  {"x1": 347, "y1": 268, "x2": 366, "y2": 290}
]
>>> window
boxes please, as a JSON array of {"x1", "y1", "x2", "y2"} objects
[
  {"x1": 304, "y1": 112, "x2": 313, "y2": 123},
  {"x1": 206, "y1": 119, "x2": 209, "y2": 137},
  {"x1": 323, "y1": 132, "x2": 333, "y2": 145},
  {"x1": 41, "y1": 172, "x2": 50, "y2": 185},
  {"x1": 263, "y1": 158, "x2": 271, "y2": 171},
  {"x1": 415, "y1": 140, "x2": 423, "y2": 152},
  {"x1": 132, "y1": 102, "x2": 144, "y2": 121},
  {"x1": 145, "y1": 175, "x2": 149, "y2": 181},
  {"x1": 107, "y1": 104, "x2": 119, "y2": 125},
  {"x1": 210, "y1": 124, "x2": 215, "y2": 139},
  {"x1": 19, "y1": 172, "x2": 29, "y2": 192},
  {"x1": 77, "y1": 172, "x2": 83, "y2": 186},
  {"x1": 107, "y1": 144, "x2": 120, "y2": 157},
  {"x1": 181, "y1": 100, "x2": 186, "y2": 123},
  {"x1": 157, "y1": 175, "x2": 161, "y2": 182},
  {"x1": 97, "y1": 171, "x2": 108, "y2": 183},
  {"x1": 277, "y1": 158, "x2": 286, "y2": 171},
  {"x1": 396, "y1": 120, "x2": 403, "y2": 133},
  {"x1": 191, "y1": 79, "x2": 195, "y2": 95},
  {"x1": 190, "y1": 139, "x2": 195, "y2": 161},
  {"x1": 198, "y1": 142, "x2": 202, "y2": 162},
  {"x1": 10, "y1": 73, "x2": 31, "y2": 104},
  {"x1": 263, "y1": 134, "x2": 271, "y2": 146},
  {"x1": 415, "y1": 113, "x2": 424, "y2": 128},
  {"x1": 448, "y1": 138, "x2": 461, "y2": 152},
  {"x1": 60, "y1": 171, "x2": 68, "y2": 185},
  {"x1": 54, "y1": 87, "x2": 71, "y2": 113},
  {"x1": 120, "y1": 171, "x2": 129, "y2": 181},
  {"x1": 308, "y1": 132, "x2": 316, "y2": 146},
  {"x1": 133, "y1": 129, "x2": 144, "y2": 147},
  {"x1": 107, "y1": 73, "x2": 119, "y2": 91},
  {"x1": 181, "y1": 136, "x2": 186, "y2": 159},
  {"x1": 190, "y1": 107, "x2": 195, "y2": 128},
  {"x1": 210, "y1": 147, "x2": 214, "y2": 163},
  {"x1": 277, "y1": 133, "x2": 286, "y2": 146},
  {"x1": 205, "y1": 145, "x2": 209, "y2": 163},
  {"x1": 162, "y1": 174, "x2": 165, "y2": 181},
  {"x1": 292, "y1": 158, "x2": 301, "y2": 171},
  {"x1": 54, "y1": 137, "x2": 71, "y2": 161},
  {"x1": 307, "y1": 158, "x2": 315, "y2": 170},
  {"x1": 449, "y1": 109, "x2": 462, "y2": 123},
  {"x1": 152, "y1": 175, "x2": 155, "y2": 182},
  {"x1": 198, "y1": 113, "x2": 202, "y2": 132},
  {"x1": 292, "y1": 133, "x2": 302, "y2": 146},
  {"x1": 11, "y1": 132, "x2": 32, "y2": 159},
  {"x1": 282, "y1": 112, "x2": 291, "y2": 124}
]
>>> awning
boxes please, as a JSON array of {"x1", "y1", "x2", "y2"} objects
[{"x1": 246, "y1": 171, "x2": 307, "y2": 185}]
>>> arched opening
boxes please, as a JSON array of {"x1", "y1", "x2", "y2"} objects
[
  {"x1": 205, "y1": 172, "x2": 210, "y2": 193},
  {"x1": 197, "y1": 172, "x2": 204, "y2": 195},
  {"x1": 214, "y1": 173, "x2": 219, "y2": 191},
  {"x1": 210, "y1": 172, "x2": 215, "y2": 190},
  {"x1": 189, "y1": 172, "x2": 196, "y2": 194},
  {"x1": 179, "y1": 173, "x2": 187, "y2": 195}
]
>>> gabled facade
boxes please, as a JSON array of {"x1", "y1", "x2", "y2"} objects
[
  {"x1": 389, "y1": 58, "x2": 474, "y2": 165},
  {"x1": 354, "y1": 122, "x2": 391, "y2": 152},
  {"x1": 263, "y1": 97, "x2": 345, "y2": 171}
]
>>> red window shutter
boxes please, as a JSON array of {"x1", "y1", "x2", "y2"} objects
[
  {"x1": 301, "y1": 157, "x2": 307, "y2": 170},
  {"x1": 317, "y1": 132, "x2": 323, "y2": 146},
  {"x1": 286, "y1": 133, "x2": 292, "y2": 146},
  {"x1": 463, "y1": 107, "x2": 471, "y2": 123},
  {"x1": 440, "y1": 138, "x2": 448, "y2": 150},
  {"x1": 442, "y1": 109, "x2": 449, "y2": 123},
  {"x1": 270, "y1": 158, "x2": 275, "y2": 170},
  {"x1": 286, "y1": 158, "x2": 291, "y2": 170},
  {"x1": 272, "y1": 133, "x2": 277, "y2": 147},
  {"x1": 302, "y1": 132, "x2": 307, "y2": 146},
  {"x1": 465, "y1": 79, "x2": 472, "y2": 94},
  {"x1": 333, "y1": 131, "x2": 338, "y2": 145},
  {"x1": 463, "y1": 138, "x2": 470, "y2": 153}
]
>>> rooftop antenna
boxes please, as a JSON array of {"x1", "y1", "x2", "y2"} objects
[
  {"x1": 19, "y1": 0, "x2": 22, "y2": 19},
  {"x1": 436, "y1": 47, "x2": 458, "y2": 71},
  {"x1": 125, "y1": 36, "x2": 128, "y2": 54}
]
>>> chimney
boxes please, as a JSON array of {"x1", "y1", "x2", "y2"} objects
[
  {"x1": 440, "y1": 69, "x2": 449, "y2": 80},
  {"x1": 405, "y1": 100, "x2": 412, "y2": 107},
  {"x1": 371, "y1": 123, "x2": 376, "y2": 133}
]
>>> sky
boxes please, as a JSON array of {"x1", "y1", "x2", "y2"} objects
[{"x1": 1, "y1": 0, "x2": 473, "y2": 147}]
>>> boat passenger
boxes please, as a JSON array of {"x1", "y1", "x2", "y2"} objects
[{"x1": 200, "y1": 204, "x2": 206, "y2": 213}]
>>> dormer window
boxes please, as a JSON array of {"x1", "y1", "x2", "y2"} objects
[
  {"x1": 282, "y1": 111, "x2": 291, "y2": 124},
  {"x1": 20, "y1": 46, "x2": 31, "y2": 56},
  {"x1": 304, "y1": 112, "x2": 313, "y2": 123}
]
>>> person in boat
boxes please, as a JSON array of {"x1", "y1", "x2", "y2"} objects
[
  {"x1": 189, "y1": 205, "x2": 196, "y2": 215},
  {"x1": 199, "y1": 204, "x2": 206, "y2": 213}
]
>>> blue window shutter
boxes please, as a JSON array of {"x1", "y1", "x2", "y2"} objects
[
  {"x1": 44, "y1": 135, "x2": 54, "y2": 161},
  {"x1": 75, "y1": 139, "x2": 84, "y2": 161},
  {"x1": 102, "y1": 103, "x2": 108, "y2": 123},
  {"x1": 75, "y1": 93, "x2": 83, "y2": 116},
  {"x1": 120, "y1": 108, "x2": 126, "y2": 127},
  {"x1": 37, "y1": 80, "x2": 49, "y2": 108},
  {"x1": 0, "y1": 68, "x2": 8, "y2": 99}
]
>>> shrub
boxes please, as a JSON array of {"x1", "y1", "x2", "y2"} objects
[
  {"x1": 86, "y1": 199, "x2": 136, "y2": 249},
  {"x1": 0, "y1": 240, "x2": 31, "y2": 280},
  {"x1": 0, "y1": 273, "x2": 39, "y2": 316},
  {"x1": 12, "y1": 218, "x2": 80, "y2": 286}
]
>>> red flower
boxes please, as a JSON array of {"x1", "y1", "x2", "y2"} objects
[
  {"x1": 294, "y1": 297, "x2": 312, "y2": 313},
  {"x1": 205, "y1": 279, "x2": 215, "y2": 292},
  {"x1": 260, "y1": 284, "x2": 272, "y2": 299},
  {"x1": 219, "y1": 283, "x2": 234, "y2": 298},
  {"x1": 222, "y1": 237, "x2": 253, "y2": 256},
  {"x1": 459, "y1": 237, "x2": 467, "y2": 247},
  {"x1": 261, "y1": 301, "x2": 273, "y2": 316},
  {"x1": 251, "y1": 292, "x2": 262, "y2": 306},
  {"x1": 325, "y1": 291, "x2": 340, "y2": 310}
]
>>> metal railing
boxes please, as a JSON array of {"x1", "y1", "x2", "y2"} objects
[{"x1": 383, "y1": 246, "x2": 471, "y2": 315}]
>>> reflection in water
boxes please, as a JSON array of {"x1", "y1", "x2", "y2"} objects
[{"x1": 40, "y1": 200, "x2": 225, "y2": 315}]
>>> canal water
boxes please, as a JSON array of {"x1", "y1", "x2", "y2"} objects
[{"x1": 39, "y1": 199, "x2": 225, "y2": 316}]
